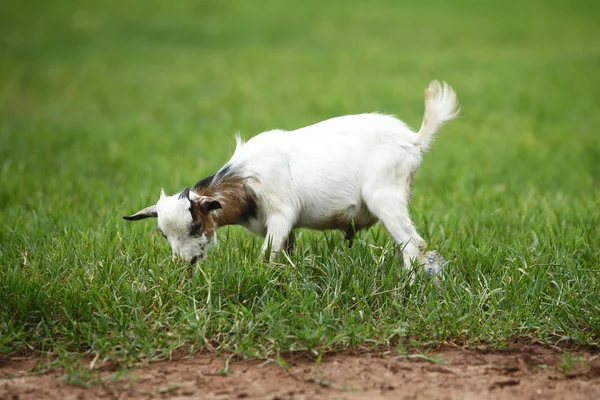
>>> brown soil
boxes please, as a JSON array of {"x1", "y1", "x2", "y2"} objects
[{"x1": 2, "y1": 346, "x2": 599, "y2": 400}]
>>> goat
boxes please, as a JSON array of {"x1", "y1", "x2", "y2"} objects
[{"x1": 124, "y1": 80, "x2": 460, "y2": 273}]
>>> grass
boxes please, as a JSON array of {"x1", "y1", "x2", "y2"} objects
[{"x1": 1, "y1": 0, "x2": 599, "y2": 369}]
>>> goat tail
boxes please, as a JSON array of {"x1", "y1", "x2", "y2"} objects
[{"x1": 417, "y1": 80, "x2": 460, "y2": 151}]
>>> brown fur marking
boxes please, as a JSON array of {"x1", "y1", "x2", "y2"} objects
[
  {"x1": 189, "y1": 201, "x2": 217, "y2": 241},
  {"x1": 192, "y1": 170, "x2": 257, "y2": 228}
]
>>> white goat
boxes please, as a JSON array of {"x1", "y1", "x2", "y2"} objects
[{"x1": 124, "y1": 81, "x2": 460, "y2": 272}]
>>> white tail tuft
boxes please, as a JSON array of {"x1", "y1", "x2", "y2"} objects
[{"x1": 417, "y1": 80, "x2": 460, "y2": 151}]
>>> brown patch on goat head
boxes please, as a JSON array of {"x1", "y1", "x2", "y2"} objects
[{"x1": 188, "y1": 197, "x2": 220, "y2": 240}]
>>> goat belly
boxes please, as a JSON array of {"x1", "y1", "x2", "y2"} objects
[{"x1": 295, "y1": 202, "x2": 377, "y2": 231}]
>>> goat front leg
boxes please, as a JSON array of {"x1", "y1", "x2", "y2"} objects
[
  {"x1": 261, "y1": 214, "x2": 293, "y2": 260},
  {"x1": 285, "y1": 231, "x2": 295, "y2": 254}
]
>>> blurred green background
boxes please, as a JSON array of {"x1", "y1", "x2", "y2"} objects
[
  {"x1": 1, "y1": 0, "x2": 599, "y2": 358},
  {"x1": 2, "y1": 0, "x2": 598, "y2": 204}
]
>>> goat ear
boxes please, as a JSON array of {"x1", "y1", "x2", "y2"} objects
[
  {"x1": 123, "y1": 205, "x2": 157, "y2": 221},
  {"x1": 160, "y1": 187, "x2": 166, "y2": 199},
  {"x1": 193, "y1": 196, "x2": 222, "y2": 213},
  {"x1": 178, "y1": 187, "x2": 191, "y2": 200}
]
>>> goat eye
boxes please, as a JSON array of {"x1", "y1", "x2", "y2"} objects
[{"x1": 190, "y1": 223, "x2": 202, "y2": 236}]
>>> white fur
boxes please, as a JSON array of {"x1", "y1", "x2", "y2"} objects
[
  {"x1": 129, "y1": 81, "x2": 459, "y2": 271},
  {"x1": 156, "y1": 192, "x2": 212, "y2": 262},
  {"x1": 227, "y1": 80, "x2": 459, "y2": 268}
]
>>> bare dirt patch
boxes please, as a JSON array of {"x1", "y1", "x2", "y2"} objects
[{"x1": 2, "y1": 346, "x2": 599, "y2": 400}]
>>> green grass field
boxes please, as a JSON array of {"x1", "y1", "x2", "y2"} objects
[{"x1": 1, "y1": 0, "x2": 599, "y2": 368}]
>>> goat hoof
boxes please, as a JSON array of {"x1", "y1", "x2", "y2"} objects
[{"x1": 423, "y1": 250, "x2": 447, "y2": 280}]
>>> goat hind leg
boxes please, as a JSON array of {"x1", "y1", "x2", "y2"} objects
[
  {"x1": 366, "y1": 190, "x2": 426, "y2": 274},
  {"x1": 344, "y1": 226, "x2": 355, "y2": 248}
]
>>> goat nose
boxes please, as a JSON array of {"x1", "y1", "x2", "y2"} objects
[{"x1": 190, "y1": 256, "x2": 199, "y2": 266}]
